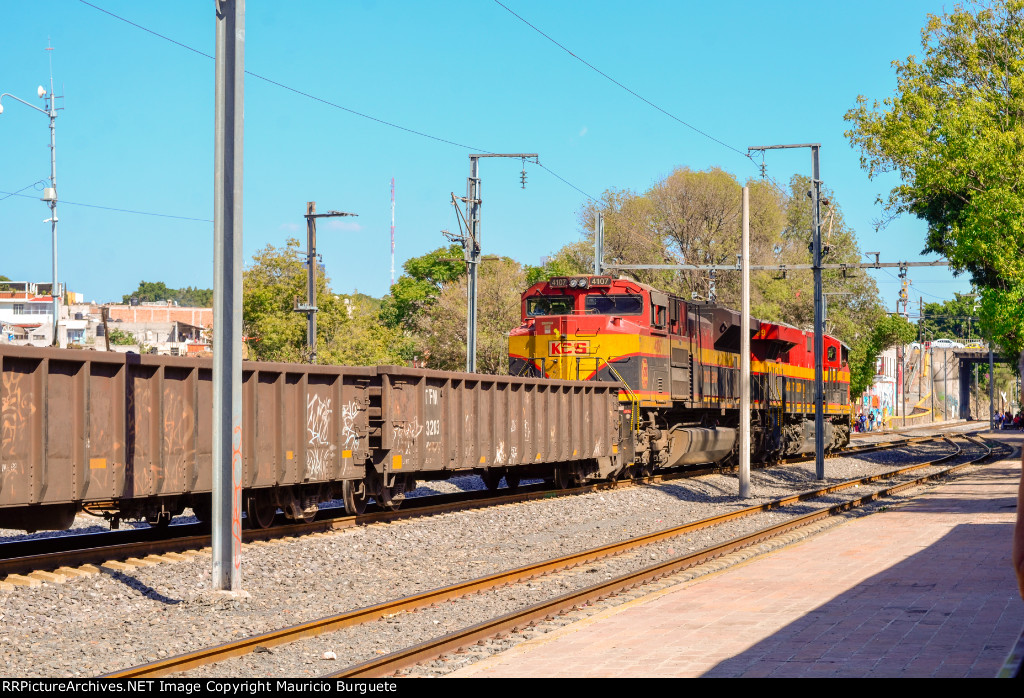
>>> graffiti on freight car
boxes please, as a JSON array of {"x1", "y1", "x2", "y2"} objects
[
  {"x1": 495, "y1": 441, "x2": 506, "y2": 464},
  {"x1": 306, "y1": 394, "x2": 334, "y2": 479},
  {"x1": 340, "y1": 400, "x2": 360, "y2": 449},
  {"x1": 1, "y1": 371, "x2": 34, "y2": 480},
  {"x1": 392, "y1": 417, "x2": 423, "y2": 455},
  {"x1": 161, "y1": 385, "x2": 196, "y2": 490},
  {"x1": 509, "y1": 446, "x2": 518, "y2": 463}
]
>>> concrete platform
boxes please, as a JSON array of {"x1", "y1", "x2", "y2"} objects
[{"x1": 452, "y1": 433, "x2": 1024, "y2": 678}]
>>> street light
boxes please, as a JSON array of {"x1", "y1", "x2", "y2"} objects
[{"x1": 1, "y1": 78, "x2": 61, "y2": 345}]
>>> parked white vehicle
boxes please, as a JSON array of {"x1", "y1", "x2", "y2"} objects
[{"x1": 931, "y1": 338, "x2": 965, "y2": 349}]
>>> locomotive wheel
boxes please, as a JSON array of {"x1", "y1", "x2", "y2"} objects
[
  {"x1": 553, "y1": 464, "x2": 572, "y2": 490},
  {"x1": 480, "y1": 469, "x2": 503, "y2": 491},
  {"x1": 342, "y1": 479, "x2": 369, "y2": 516},
  {"x1": 504, "y1": 472, "x2": 521, "y2": 492},
  {"x1": 244, "y1": 495, "x2": 277, "y2": 529}
]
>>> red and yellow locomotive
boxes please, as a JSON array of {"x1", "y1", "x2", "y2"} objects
[{"x1": 509, "y1": 275, "x2": 852, "y2": 477}]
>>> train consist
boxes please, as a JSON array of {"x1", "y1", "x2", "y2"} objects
[
  {"x1": 509, "y1": 275, "x2": 852, "y2": 482},
  {"x1": 0, "y1": 346, "x2": 621, "y2": 531},
  {"x1": 0, "y1": 275, "x2": 850, "y2": 532}
]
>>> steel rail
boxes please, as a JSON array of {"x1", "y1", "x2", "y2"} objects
[
  {"x1": 105, "y1": 435, "x2": 989, "y2": 679},
  {"x1": 332, "y1": 435, "x2": 999, "y2": 678}
]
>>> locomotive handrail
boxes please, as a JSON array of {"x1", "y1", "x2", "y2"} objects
[{"x1": 603, "y1": 359, "x2": 640, "y2": 432}]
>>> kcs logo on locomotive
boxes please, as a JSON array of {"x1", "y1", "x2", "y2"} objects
[{"x1": 548, "y1": 340, "x2": 590, "y2": 355}]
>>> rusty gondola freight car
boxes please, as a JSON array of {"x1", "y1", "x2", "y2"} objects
[{"x1": 0, "y1": 346, "x2": 622, "y2": 531}]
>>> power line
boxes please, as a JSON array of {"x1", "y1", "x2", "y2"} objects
[
  {"x1": 493, "y1": 0, "x2": 751, "y2": 161},
  {"x1": 0, "y1": 189, "x2": 213, "y2": 222},
  {"x1": 0, "y1": 179, "x2": 47, "y2": 204},
  {"x1": 78, "y1": 0, "x2": 491, "y2": 153}
]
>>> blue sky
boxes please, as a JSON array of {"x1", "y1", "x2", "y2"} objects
[{"x1": 0, "y1": 0, "x2": 968, "y2": 311}]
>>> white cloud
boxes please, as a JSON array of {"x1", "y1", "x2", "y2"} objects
[{"x1": 279, "y1": 222, "x2": 301, "y2": 232}]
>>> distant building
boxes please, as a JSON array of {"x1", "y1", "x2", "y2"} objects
[
  {"x1": 93, "y1": 301, "x2": 212, "y2": 356},
  {"x1": 0, "y1": 281, "x2": 67, "y2": 347},
  {"x1": 0, "y1": 289, "x2": 213, "y2": 356}
]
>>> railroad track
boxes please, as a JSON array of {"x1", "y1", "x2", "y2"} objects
[
  {"x1": 0, "y1": 430, "x2": 967, "y2": 583},
  {"x1": 102, "y1": 433, "x2": 1006, "y2": 679}
]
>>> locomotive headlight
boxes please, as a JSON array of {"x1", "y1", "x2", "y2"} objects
[{"x1": 568, "y1": 278, "x2": 578, "y2": 288}]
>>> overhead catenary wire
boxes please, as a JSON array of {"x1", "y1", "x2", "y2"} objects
[
  {"x1": 81, "y1": 0, "x2": 605, "y2": 207},
  {"x1": 0, "y1": 189, "x2": 213, "y2": 222},
  {"x1": 492, "y1": 0, "x2": 750, "y2": 160},
  {"x1": 0, "y1": 179, "x2": 48, "y2": 204}
]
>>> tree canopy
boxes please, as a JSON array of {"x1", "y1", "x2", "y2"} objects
[
  {"x1": 121, "y1": 280, "x2": 213, "y2": 307},
  {"x1": 379, "y1": 245, "x2": 465, "y2": 330},
  {"x1": 242, "y1": 238, "x2": 411, "y2": 365},
  {"x1": 844, "y1": 0, "x2": 1024, "y2": 358}
]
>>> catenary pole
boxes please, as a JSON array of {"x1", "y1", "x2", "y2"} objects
[
  {"x1": 212, "y1": 0, "x2": 244, "y2": 592},
  {"x1": 297, "y1": 204, "x2": 357, "y2": 363},
  {"x1": 462, "y1": 153, "x2": 538, "y2": 373},
  {"x1": 739, "y1": 187, "x2": 751, "y2": 498},
  {"x1": 465, "y1": 156, "x2": 480, "y2": 373},
  {"x1": 306, "y1": 202, "x2": 318, "y2": 363},
  {"x1": 810, "y1": 145, "x2": 825, "y2": 479}
]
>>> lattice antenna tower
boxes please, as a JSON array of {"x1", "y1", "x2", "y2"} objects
[{"x1": 390, "y1": 177, "x2": 396, "y2": 285}]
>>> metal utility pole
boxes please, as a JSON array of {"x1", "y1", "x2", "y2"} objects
[
  {"x1": 901, "y1": 345, "x2": 906, "y2": 428},
  {"x1": 1, "y1": 51, "x2": 61, "y2": 345},
  {"x1": 297, "y1": 203, "x2": 357, "y2": 364},
  {"x1": 594, "y1": 212, "x2": 605, "y2": 275},
  {"x1": 747, "y1": 143, "x2": 825, "y2": 480},
  {"x1": 739, "y1": 187, "x2": 751, "y2": 498},
  {"x1": 989, "y1": 348, "x2": 995, "y2": 431},
  {"x1": 212, "y1": 0, "x2": 244, "y2": 593},
  {"x1": 943, "y1": 349, "x2": 948, "y2": 420},
  {"x1": 460, "y1": 153, "x2": 538, "y2": 373},
  {"x1": 930, "y1": 344, "x2": 935, "y2": 423}
]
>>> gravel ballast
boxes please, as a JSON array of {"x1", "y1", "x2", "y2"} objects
[{"x1": 0, "y1": 427, "x2": 997, "y2": 677}]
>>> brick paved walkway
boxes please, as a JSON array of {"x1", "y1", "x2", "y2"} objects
[{"x1": 451, "y1": 434, "x2": 1024, "y2": 678}]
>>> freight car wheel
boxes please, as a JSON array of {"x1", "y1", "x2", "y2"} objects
[
  {"x1": 244, "y1": 495, "x2": 277, "y2": 529},
  {"x1": 342, "y1": 479, "x2": 369, "y2": 516},
  {"x1": 553, "y1": 464, "x2": 572, "y2": 490},
  {"x1": 377, "y1": 484, "x2": 402, "y2": 511}
]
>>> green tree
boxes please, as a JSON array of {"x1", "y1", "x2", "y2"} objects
[
  {"x1": 416, "y1": 257, "x2": 527, "y2": 374},
  {"x1": 242, "y1": 239, "x2": 409, "y2": 365},
  {"x1": 848, "y1": 314, "x2": 920, "y2": 398},
  {"x1": 106, "y1": 327, "x2": 137, "y2": 346},
  {"x1": 121, "y1": 280, "x2": 214, "y2": 307},
  {"x1": 844, "y1": 0, "x2": 1024, "y2": 358},
  {"x1": 379, "y1": 245, "x2": 465, "y2": 330},
  {"x1": 524, "y1": 243, "x2": 590, "y2": 286},
  {"x1": 921, "y1": 293, "x2": 981, "y2": 340}
]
